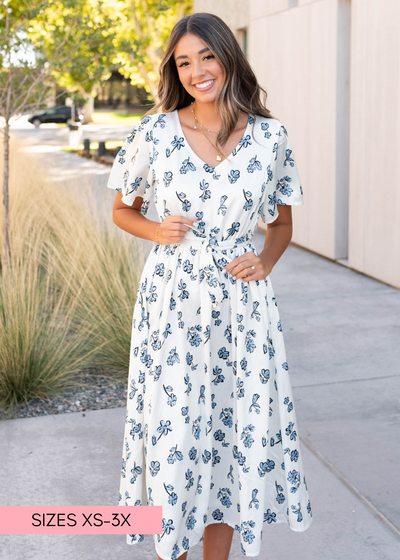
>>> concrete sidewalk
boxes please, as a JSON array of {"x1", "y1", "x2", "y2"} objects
[{"x1": 1, "y1": 235, "x2": 400, "y2": 559}]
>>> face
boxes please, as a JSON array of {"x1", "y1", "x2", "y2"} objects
[{"x1": 173, "y1": 33, "x2": 224, "y2": 103}]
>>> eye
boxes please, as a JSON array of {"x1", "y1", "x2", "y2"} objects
[{"x1": 178, "y1": 54, "x2": 215, "y2": 68}]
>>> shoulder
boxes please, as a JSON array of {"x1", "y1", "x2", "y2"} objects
[
  {"x1": 129, "y1": 111, "x2": 171, "y2": 133},
  {"x1": 124, "y1": 113, "x2": 170, "y2": 150},
  {"x1": 250, "y1": 114, "x2": 288, "y2": 145},
  {"x1": 130, "y1": 111, "x2": 176, "y2": 138},
  {"x1": 248, "y1": 114, "x2": 285, "y2": 151},
  {"x1": 129, "y1": 113, "x2": 156, "y2": 136}
]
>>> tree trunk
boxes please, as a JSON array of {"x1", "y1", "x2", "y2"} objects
[
  {"x1": 2, "y1": 120, "x2": 11, "y2": 274},
  {"x1": 71, "y1": 101, "x2": 75, "y2": 125},
  {"x1": 82, "y1": 93, "x2": 94, "y2": 123}
]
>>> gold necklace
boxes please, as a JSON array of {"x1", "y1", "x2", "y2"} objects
[
  {"x1": 190, "y1": 101, "x2": 219, "y2": 133},
  {"x1": 191, "y1": 101, "x2": 223, "y2": 162}
]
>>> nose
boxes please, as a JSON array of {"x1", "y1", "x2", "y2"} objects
[{"x1": 191, "y1": 59, "x2": 207, "y2": 81}]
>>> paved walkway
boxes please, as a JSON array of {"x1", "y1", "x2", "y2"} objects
[{"x1": 1, "y1": 119, "x2": 400, "y2": 559}]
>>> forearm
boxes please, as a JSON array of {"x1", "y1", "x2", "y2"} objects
[
  {"x1": 259, "y1": 223, "x2": 293, "y2": 272},
  {"x1": 113, "y1": 207, "x2": 159, "y2": 242}
]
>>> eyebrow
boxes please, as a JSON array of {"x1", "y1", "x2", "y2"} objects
[{"x1": 175, "y1": 47, "x2": 211, "y2": 61}]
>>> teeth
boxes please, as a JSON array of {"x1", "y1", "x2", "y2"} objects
[{"x1": 195, "y1": 80, "x2": 214, "y2": 89}]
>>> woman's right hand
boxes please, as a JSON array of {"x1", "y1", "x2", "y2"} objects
[{"x1": 156, "y1": 216, "x2": 197, "y2": 245}]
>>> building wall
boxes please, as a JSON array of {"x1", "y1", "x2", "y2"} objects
[
  {"x1": 193, "y1": 0, "x2": 249, "y2": 41},
  {"x1": 249, "y1": 0, "x2": 342, "y2": 260},
  {"x1": 347, "y1": 0, "x2": 400, "y2": 287},
  {"x1": 193, "y1": 0, "x2": 400, "y2": 288}
]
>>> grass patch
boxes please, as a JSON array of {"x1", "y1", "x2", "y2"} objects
[
  {"x1": 0, "y1": 138, "x2": 149, "y2": 417},
  {"x1": 0, "y1": 248, "x2": 96, "y2": 417},
  {"x1": 91, "y1": 111, "x2": 146, "y2": 125},
  {"x1": 62, "y1": 140, "x2": 125, "y2": 152}
]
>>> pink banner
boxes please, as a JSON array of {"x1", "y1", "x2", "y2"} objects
[{"x1": 0, "y1": 506, "x2": 162, "y2": 535}]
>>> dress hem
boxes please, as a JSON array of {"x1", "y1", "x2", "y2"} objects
[{"x1": 126, "y1": 514, "x2": 313, "y2": 559}]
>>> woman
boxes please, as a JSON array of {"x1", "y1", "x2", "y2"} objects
[{"x1": 106, "y1": 12, "x2": 313, "y2": 560}]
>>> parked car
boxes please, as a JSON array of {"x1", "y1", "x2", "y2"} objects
[{"x1": 28, "y1": 106, "x2": 84, "y2": 127}]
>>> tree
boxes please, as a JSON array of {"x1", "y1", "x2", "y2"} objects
[
  {"x1": 112, "y1": 0, "x2": 193, "y2": 102},
  {"x1": 28, "y1": 0, "x2": 117, "y2": 120},
  {"x1": 0, "y1": 0, "x2": 116, "y2": 273}
]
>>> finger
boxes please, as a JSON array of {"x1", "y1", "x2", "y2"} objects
[
  {"x1": 238, "y1": 268, "x2": 256, "y2": 281},
  {"x1": 225, "y1": 252, "x2": 256, "y2": 273},
  {"x1": 233, "y1": 265, "x2": 256, "y2": 279},
  {"x1": 185, "y1": 224, "x2": 198, "y2": 232},
  {"x1": 169, "y1": 223, "x2": 196, "y2": 233},
  {"x1": 226, "y1": 261, "x2": 254, "y2": 275},
  {"x1": 224, "y1": 259, "x2": 240, "y2": 273},
  {"x1": 175, "y1": 216, "x2": 197, "y2": 224},
  {"x1": 241, "y1": 273, "x2": 257, "y2": 282},
  {"x1": 168, "y1": 224, "x2": 191, "y2": 233}
]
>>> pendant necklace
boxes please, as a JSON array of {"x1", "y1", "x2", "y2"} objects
[{"x1": 190, "y1": 101, "x2": 223, "y2": 162}]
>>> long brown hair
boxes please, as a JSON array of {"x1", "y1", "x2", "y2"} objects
[{"x1": 142, "y1": 12, "x2": 276, "y2": 158}]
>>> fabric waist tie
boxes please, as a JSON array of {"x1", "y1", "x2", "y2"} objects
[{"x1": 178, "y1": 232, "x2": 254, "y2": 308}]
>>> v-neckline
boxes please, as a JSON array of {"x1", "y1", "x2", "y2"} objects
[{"x1": 173, "y1": 109, "x2": 252, "y2": 170}]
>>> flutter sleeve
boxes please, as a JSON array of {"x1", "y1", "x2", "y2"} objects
[
  {"x1": 259, "y1": 122, "x2": 304, "y2": 224},
  {"x1": 106, "y1": 116, "x2": 153, "y2": 216}
]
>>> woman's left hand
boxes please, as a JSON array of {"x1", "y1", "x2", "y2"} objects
[{"x1": 223, "y1": 252, "x2": 272, "y2": 282}]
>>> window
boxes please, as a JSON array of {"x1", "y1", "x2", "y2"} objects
[{"x1": 237, "y1": 28, "x2": 247, "y2": 57}]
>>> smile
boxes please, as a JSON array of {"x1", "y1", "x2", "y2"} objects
[{"x1": 193, "y1": 79, "x2": 215, "y2": 91}]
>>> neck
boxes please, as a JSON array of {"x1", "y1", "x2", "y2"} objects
[{"x1": 191, "y1": 100, "x2": 223, "y2": 128}]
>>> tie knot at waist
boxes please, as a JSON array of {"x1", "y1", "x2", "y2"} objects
[
  {"x1": 180, "y1": 231, "x2": 254, "y2": 251},
  {"x1": 179, "y1": 232, "x2": 254, "y2": 307}
]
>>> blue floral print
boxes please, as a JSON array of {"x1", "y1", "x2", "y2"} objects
[{"x1": 106, "y1": 109, "x2": 312, "y2": 559}]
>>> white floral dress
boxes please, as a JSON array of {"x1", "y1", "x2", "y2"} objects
[{"x1": 106, "y1": 109, "x2": 313, "y2": 559}]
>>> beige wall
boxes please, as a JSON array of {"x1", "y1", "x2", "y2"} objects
[
  {"x1": 193, "y1": 0, "x2": 249, "y2": 39},
  {"x1": 249, "y1": 0, "x2": 340, "y2": 260},
  {"x1": 347, "y1": 0, "x2": 400, "y2": 287},
  {"x1": 194, "y1": 0, "x2": 400, "y2": 289}
]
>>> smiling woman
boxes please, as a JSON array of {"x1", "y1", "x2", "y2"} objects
[
  {"x1": 105, "y1": 11, "x2": 312, "y2": 560},
  {"x1": 174, "y1": 41, "x2": 223, "y2": 95}
]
